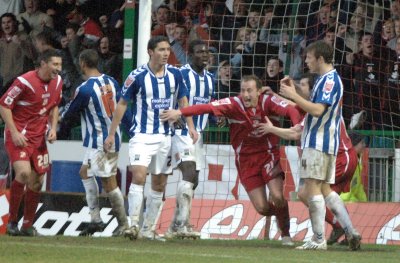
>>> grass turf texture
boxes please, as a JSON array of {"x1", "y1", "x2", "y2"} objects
[{"x1": 0, "y1": 236, "x2": 399, "y2": 263}]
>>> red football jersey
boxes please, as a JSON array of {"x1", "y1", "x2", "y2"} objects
[
  {"x1": 0, "y1": 70, "x2": 63, "y2": 147},
  {"x1": 337, "y1": 118, "x2": 353, "y2": 155},
  {"x1": 210, "y1": 94, "x2": 301, "y2": 154}
]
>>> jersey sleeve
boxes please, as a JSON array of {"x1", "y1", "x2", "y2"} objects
[
  {"x1": 62, "y1": 85, "x2": 89, "y2": 121},
  {"x1": 265, "y1": 95, "x2": 302, "y2": 125},
  {"x1": 313, "y1": 77, "x2": 339, "y2": 106},
  {"x1": 121, "y1": 72, "x2": 137, "y2": 102},
  {"x1": 209, "y1": 97, "x2": 234, "y2": 117},
  {"x1": 0, "y1": 79, "x2": 25, "y2": 110},
  {"x1": 176, "y1": 70, "x2": 189, "y2": 100}
]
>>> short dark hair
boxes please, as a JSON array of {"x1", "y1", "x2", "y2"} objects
[
  {"x1": 188, "y1": 39, "x2": 206, "y2": 55},
  {"x1": 147, "y1": 35, "x2": 169, "y2": 50},
  {"x1": 65, "y1": 22, "x2": 80, "y2": 33},
  {"x1": 241, "y1": 75, "x2": 262, "y2": 90},
  {"x1": 35, "y1": 31, "x2": 53, "y2": 45},
  {"x1": 267, "y1": 56, "x2": 283, "y2": 67},
  {"x1": 38, "y1": 49, "x2": 61, "y2": 64},
  {"x1": 0, "y1": 13, "x2": 18, "y2": 33},
  {"x1": 79, "y1": 49, "x2": 99, "y2": 69},
  {"x1": 305, "y1": 40, "x2": 333, "y2": 64}
]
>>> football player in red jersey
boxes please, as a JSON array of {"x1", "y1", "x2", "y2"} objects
[
  {"x1": 0, "y1": 49, "x2": 62, "y2": 236},
  {"x1": 161, "y1": 75, "x2": 302, "y2": 245}
]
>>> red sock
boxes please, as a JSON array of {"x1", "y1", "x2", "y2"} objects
[
  {"x1": 325, "y1": 208, "x2": 342, "y2": 229},
  {"x1": 22, "y1": 188, "x2": 40, "y2": 229},
  {"x1": 9, "y1": 180, "x2": 25, "y2": 223},
  {"x1": 275, "y1": 200, "x2": 290, "y2": 237}
]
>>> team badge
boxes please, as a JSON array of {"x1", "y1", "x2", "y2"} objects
[{"x1": 323, "y1": 80, "x2": 334, "y2": 93}]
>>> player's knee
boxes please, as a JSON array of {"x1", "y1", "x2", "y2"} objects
[
  {"x1": 297, "y1": 189, "x2": 308, "y2": 204},
  {"x1": 15, "y1": 169, "x2": 31, "y2": 184},
  {"x1": 253, "y1": 202, "x2": 271, "y2": 216}
]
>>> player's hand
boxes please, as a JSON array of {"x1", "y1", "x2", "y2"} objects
[
  {"x1": 104, "y1": 134, "x2": 114, "y2": 152},
  {"x1": 47, "y1": 128, "x2": 57, "y2": 143},
  {"x1": 11, "y1": 130, "x2": 28, "y2": 147},
  {"x1": 254, "y1": 116, "x2": 274, "y2": 136},
  {"x1": 261, "y1": 86, "x2": 273, "y2": 95},
  {"x1": 160, "y1": 109, "x2": 181, "y2": 123},
  {"x1": 189, "y1": 128, "x2": 199, "y2": 144},
  {"x1": 279, "y1": 76, "x2": 296, "y2": 100}
]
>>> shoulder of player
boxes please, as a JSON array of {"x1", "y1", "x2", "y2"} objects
[{"x1": 166, "y1": 64, "x2": 181, "y2": 74}]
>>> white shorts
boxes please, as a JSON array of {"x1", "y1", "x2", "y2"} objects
[
  {"x1": 300, "y1": 148, "x2": 336, "y2": 184},
  {"x1": 128, "y1": 133, "x2": 172, "y2": 175},
  {"x1": 171, "y1": 132, "x2": 204, "y2": 170},
  {"x1": 83, "y1": 148, "x2": 118, "y2": 178}
]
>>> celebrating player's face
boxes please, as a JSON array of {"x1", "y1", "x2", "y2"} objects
[
  {"x1": 150, "y1": 41, "x2": 171, "y2": 66},
  {"x1": 240, "y1": 80, "x2": 259, "y2": 108},
  {"x1": 41, "y1": 56, "x2": 62, "y2": 81}
]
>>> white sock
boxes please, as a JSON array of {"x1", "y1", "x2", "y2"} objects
[
  {"x1": 176, "y1": 180, "x2": 194, "y2": 227},
  {"x1": 142, "y1": 190, "x2": 163, "y2": 232},
  {"x1": 82, "y1": 177, "x2": 101, "y2": 223},
  {"x1": 325, "y1": 191, "x2": 354, "y2": 235},
  {"x1": 128, "y1": 183, "x2": 144, "y2": 226},
  {"x1": 308, "y1": 195, "x2": 326, "y2": 242},
  {"x1": 108, "y1": 187, "x2": 128, "y2": 226}
]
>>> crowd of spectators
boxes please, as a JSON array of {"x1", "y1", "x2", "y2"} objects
[{"x1": 1, "y1": 0, "x2": 400, "y2": 131}]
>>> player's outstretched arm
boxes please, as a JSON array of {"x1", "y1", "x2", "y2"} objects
[
  {"x1": 255, "y1": 116, "x2": 302, "y2": 140},
  {"x1": 48, "y1": 106, "x2": 59, "y2": 143},
  {"x1": 0, "y1": 105, "x2": 27, "y2": 147},
  {"x1": 104, "y1": 99, "x2": 128, "y2": 152}
]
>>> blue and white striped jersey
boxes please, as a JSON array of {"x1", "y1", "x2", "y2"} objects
[
  {"x1": 122, "y1": 63, "x2": 188, "y2": 136},
  {"x1": 63, "y1": 74, "x2": 121, "y2": 152},
  {"x1": 175, "y1": 64, "x2": 215, "y2": 135},
  {"x1": 301, "y1": 69, "x2": 343, "y2": 155}
]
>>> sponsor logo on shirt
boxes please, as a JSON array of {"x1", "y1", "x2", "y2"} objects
[
  {"x1": 211, "y1": 98, "x2": 231, "y2": 106},
  {"x1": 193, "y1": 96, "x2": 209, "y2": 105},
  {"x1": 151, "y1": 98, "x2": 171, "y2": 109}
]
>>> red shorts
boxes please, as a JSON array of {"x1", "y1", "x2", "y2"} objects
[
  {"x1": 235, "y1": 148, "x2": 283, "y2": 192},
  {"x1": 332, "y1": 148, "x2": 358, "y2": 193},
  {"x1": 5, "y1": 135, "x2": 50, "y2": 175}
]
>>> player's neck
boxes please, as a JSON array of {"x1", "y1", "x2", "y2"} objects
[
  {"x1": 319, "y1": 64, "x2": 334, "y2": 75},
  {"x1": 37, "y1": 69, "x2": 51, "y2": 82},
  {"x1": 148, "y1": 62, "x2": 165, "y2": 77},
  {"x1": 191, "y1": 64, "x2": 205, "y2": 75},
  {"x1": 84, "y1": 68, "x2": 102, "y2": 78}
]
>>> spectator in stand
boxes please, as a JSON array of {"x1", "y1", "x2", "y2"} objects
[
  {"x1": 263, "y1": 57, "x2": 284, "y2": 94},
  {"x1": 306, "y1": 4, "x2": 331, "y2": 45},
  {"x1": 65, "y1": 22, "x2": 82, "y2": 66},
  {"x1": 180, "y1": 0, "x2": 208, "y2": 29},
  {"x1": 165, "y1": 23, "x2": 189, "y2": 66},
  {"x1": 387, "y1": 18, "x2": 400, "y2": 51},
  {"x1": 210, "y1": 0, "x2": 248, "y2": 59},
  {"x1": 340, "y1": 15, "x2": 366, "y2": 53},
  {"x1": 67, "y1": 5, "x2": 103, "y2": 48},
  {"x1": 385, "y1": 36, "x2": 400, "y2": 129},
  {"x1": 0, "y1": 13, "x2": 35, "y2": 89},
  {"x1": 17, "y1": 0, "x2": 54, "y2": 37},
  {"x1": 259, "y1": 7, "x2": 283, "y2": 55},
  {"x1": 151, "y1": 4, "x2": 171, "y2": 36},
  {"x1": 216, "y1": 60, "x2": 240, "y2": 99},
  {"x1": 378, "y1": 19, "x2": 396, "y2": 48},
  {"x1": 352, "y1": 32, "x2": 390, "y2": 130},
  {"x1": 98, "y1": 36, "x2": 122, "y2": 84}
]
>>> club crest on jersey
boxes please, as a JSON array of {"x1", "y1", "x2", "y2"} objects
[
  {"x1": 124, "y1": 75, "x2": 134, "y2": 87},
  {"x1": 271, "y1": 95, "x2": 288, "y2": 107},
  {"x1": 211, "y1": 98, "x2": 231, "y2": 106},
  {"x1": 323, "y1": 80, "x2": 334, "y2": 93}
]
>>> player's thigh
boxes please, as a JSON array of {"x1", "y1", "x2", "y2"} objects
[
  {"x1": 247, "y1": 186, "x2": 269, "y2": 214},
  {"x1": 151, "y1": 173, "x2": 168, "y2": 192},
  {"x1": 171, "y1": 134, "x2": 196, "y2": 169},
  {"x1": 300, "y1": 148, "x2": 336, "y2": 184},
  {"x1": 148, "y1": 135, "x2": 172, "y2": 175}
]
